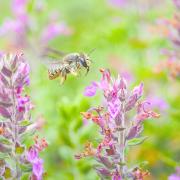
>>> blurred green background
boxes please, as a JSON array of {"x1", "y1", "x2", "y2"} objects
[{"x1": 0, "y1": 0, "x2": 180, "y2": 179}]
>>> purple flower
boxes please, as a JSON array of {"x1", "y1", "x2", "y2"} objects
[
  {"x1": 32, "y1": 158, "x2": 44, "y2": 180},
  {"x1": 77, "y1": 69, "x2": 158, "y2": 179},
  {"x1": 173, "y1": 0, "x2": 180, "y2": 8},
  {"x1": 147, "y1": 96, "x2": 169, "y2": 112},
  {"x1": 27, "y1": 147, "x2": 38, "y2": 163},
  {"x1": 169, "y1": 175, "x2": 180, "y2": 180},
  {"x1": 0, "y1": 53, "x2": 47, "y2": 179},
  {"x1": 84, "y1": 82, "x2": 98, "y2": 97},
  {"x1": 112, "y1": 170, "x2": 122, "y2": 180},
  {"x1": 169, "y1": 167, "x2": 180, "y2": 180},
  {"x1": 12, "y1": 0, "x2": 28, "y2": 17},
  {"x1": 132, "y1": 83, "x2": 143, "y2": 99}
]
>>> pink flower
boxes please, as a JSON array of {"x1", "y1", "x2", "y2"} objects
[
  {"x1": 173, "y1": 0, "x2": 180, "y2": 8},
  {"x1": 41, "y1": 22, "x2": 72, "y2": 43},
  {"x1": 32, "y1": 158, "x2": 44, "y2": 180},
  {"x1": 12, "y1": 0, "x2": 28, "y2": 17},
  {"x1": 132, "y1": 83, "x2": 143, "y2": 99},
  {"x1": 84, "y1": 82, "x2": 98, "y2": 97},
  {"x1": 169, "y1": 167, "x2": 180, "y2": 180},
  {"x1": 147, "y1": 96, "x2": 169, "y2": 112},
  {"x1": 112, "y1": 170, "x2": 122, "y2": 180},
  {"x1": 27, "y1": 147, "x2": 38, "y2": 163},
  {"x1": 17, "y1": 95, "x2": 30, "y2": 112}
]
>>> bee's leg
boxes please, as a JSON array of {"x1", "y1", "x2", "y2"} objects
[
  {"x1": 85, "y1": 66, "x2": 89, "y2": 75},
  {"x1": 69, "y1": 66, "x2": 78, "y2": 76},
  {"x1": 60, "y1": 76, "x2": 66, "y2": 84},
  {"x1": 60, "y1": 69, "x2": 66, "y2": 84}
]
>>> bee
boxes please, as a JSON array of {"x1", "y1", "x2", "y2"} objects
[{"x1": 42, "y1": 48, "x2": 94, "y2": 84}]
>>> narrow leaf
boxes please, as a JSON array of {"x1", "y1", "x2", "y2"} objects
[
  {"x1": 0, "y1": 101, "x2": 12, "y2": 107},
  {"x1": 0, "y1": 73, "x2": 9, "y2": 86},
  {"x1": 0, "y1": 106, "x2": 11, "y2": 118},
  {"x1": 0, "y1": 136, "x2": 12, "y2": 145},
  {"x1": 127, "y1": 136, "x2": 148, "y2": 146},
  {"x1": 1, "y1": 66, "x2": 12, "y2": 77}
]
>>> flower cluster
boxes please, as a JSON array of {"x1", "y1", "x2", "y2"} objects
[
  {"x1": 0, "y1": 0, "x2": 72, "y2": 50},
  {"x1": 0, "y1": 54, "x2": 47, "y2": 179},
  {"x1": 76, "y1": 69, "x2": 160, "y2": 179},
  {"x1": 27, "y1": 136, "x2": 48, "y2": 180},
  {"x1": 155, "y1": 1, "x2": 180, "y2": 79}
]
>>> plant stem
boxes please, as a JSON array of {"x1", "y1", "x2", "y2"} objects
[
  {"x1": 118, "y1": 101, "x2": 125, "y2": 176},
  {"x1": 10, "y1": 78, "x2": 21, "y2": 180}
]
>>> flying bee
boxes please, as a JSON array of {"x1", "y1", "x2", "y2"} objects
[{"x1": 42, "y1": 47, "x2": 93, "y2": 84}]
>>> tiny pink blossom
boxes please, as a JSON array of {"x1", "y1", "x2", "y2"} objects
[
  {"x1": 132, "y1": 83, "x2": 143, "y2": 99},
  {"x1": 84, "y1": 82, "x2": 98, "y2": 97}
]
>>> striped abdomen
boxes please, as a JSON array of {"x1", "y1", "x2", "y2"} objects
[{"x1": 48, "y1": 69, "x2": 61, "y2": 80}]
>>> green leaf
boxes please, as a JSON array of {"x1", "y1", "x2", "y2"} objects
[
  {"x1": 20, "y1": 163, "x2": 32, "y2": 173},
  {"x1": 19, "y1": 120, "x2": 31, "y2": 126},
  {"x1": 21, "y1": 174, "x2": 30, "y2": 180},
  {"x1": 0, "y1": 152, "x2": 9, "y2": 159},
  {"x1": 118, "y1": 162, "x2": 126, "y2": 166},
  {"x1": 127, "y1": 136, "x2": 148, "y2": 146},
  {"x1": 0, "y1": 136, "x2": 12, "y2": 145}
]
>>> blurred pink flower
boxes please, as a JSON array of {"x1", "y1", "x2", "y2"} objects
[
  {"x1": 12, "y1": 0, "x2": 28, "y2": 16},
  {"x1": 84, "y1": 82, "x2": 98, "y2": 97},
  {"x1": 41, "y1": 22, "x2": 72, "y2": 43},
  {"x1": 173, "y1": 0, "x2": 180, "y2": 8},
  {"x1": 169, "y1": 167, "x2": 180, "y2": 180},
  {"x1": 32, "y1": 158, "x2": 44, "y2": 180},
  {"x1": 108, "y1": 0, "x2": 126, "y2": 7},
  {"x1": 147, "y1": 96, "x2": 169, "y2": 112}
]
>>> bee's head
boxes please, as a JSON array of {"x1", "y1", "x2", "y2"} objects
[{"x1": 79, "y1": 53, "x2": 91, "y2": 74}]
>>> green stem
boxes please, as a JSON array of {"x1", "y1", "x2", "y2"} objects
[{"x1": 10, "y1": 78, "x2": 21, "y2": 180}]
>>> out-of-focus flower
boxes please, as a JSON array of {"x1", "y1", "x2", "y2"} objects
[
  {"x1": 173, "y1": 0, "x2": 180, "y2": 8},
  {"x1": 41, "y1": 22, "x2": 72, "y2": 43},
  {"x1": 169, "y1": 167, "x2": 180, "y2": 180},
  {"x1": 108, "y1": 0, "x2": 126, "y2": 7},
  {"x1": 154, "y1": 2, "x2": 180, "y2": 79},
  {"x1": 147, "y1": 96, "x2": 169, "y2": 112},
  {"x1": 133, "y1": 168, "x2": 150, "y2": 180},
  {"x1": 0, "y1": 1, "x2": 72, "y2": 51},
  {"x1": 32, "y1": 158, "x2": 44, "y2": 180},
  {"x1": 84, "y1": 82, "x2": 99, "y2": 97},
  {"x1": 76, "y1": 69, "x2": 159, "y2": 179},
  {"x1": 12, "y1": 0, "x2": 29, "y2": 16}
]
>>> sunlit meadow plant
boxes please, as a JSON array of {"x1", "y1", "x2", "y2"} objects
[
  {"x1": 0, "y1": 0, "x2": 72, "y2": 50},
  {"x1": 0, "y1": 54, "x2": 47, "y2": 179},
  {"x1": 76, "y1": 69, "x2": 160, "y2": 180},
  {"x1": 155, "y1": 0, "x2": 180, "y2": 79}
]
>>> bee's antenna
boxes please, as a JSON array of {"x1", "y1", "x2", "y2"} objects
[{"x1": 88, "y1": 48, "x2": 96, "y2": 56}]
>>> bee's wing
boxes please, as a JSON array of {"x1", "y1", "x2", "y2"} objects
[
  {"x1": 41, "y1": 47, "x2": 66, "y2": 58},
  {"x1": 42, "y1": 58, "x2": 64, "y2": 72}
]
